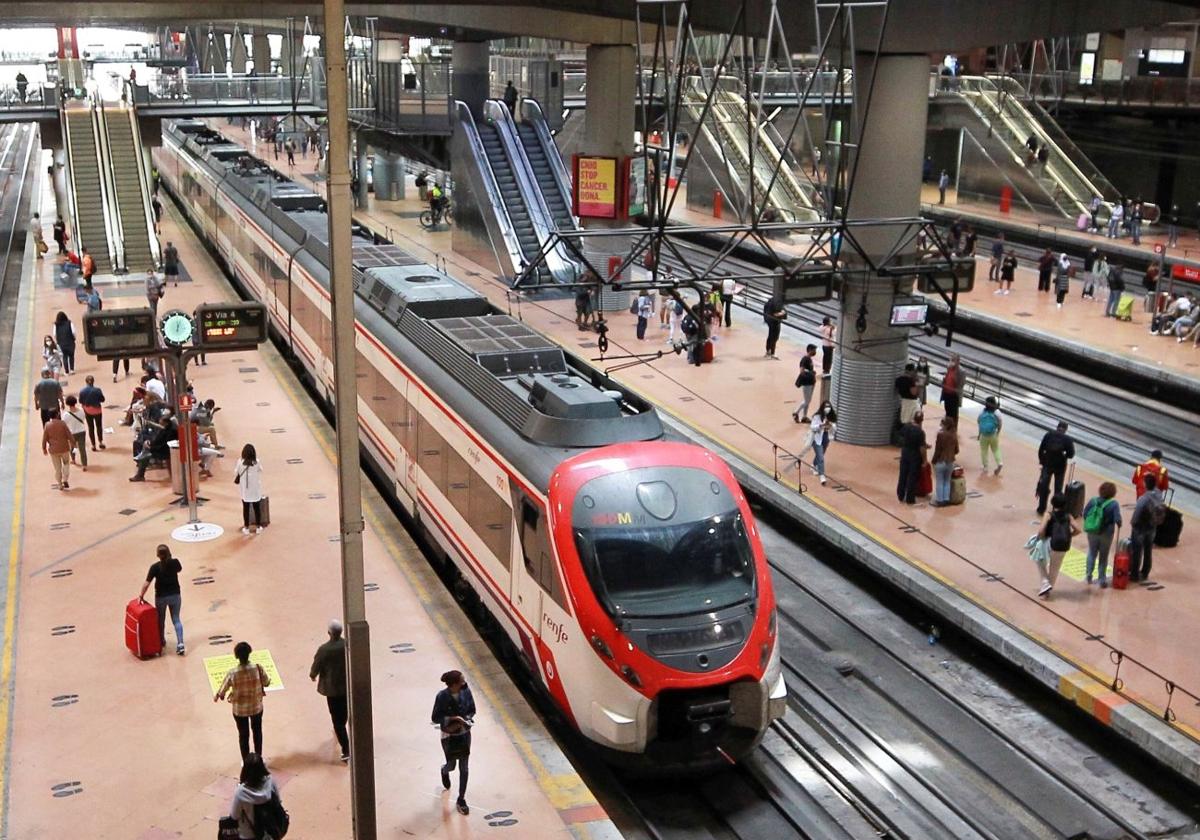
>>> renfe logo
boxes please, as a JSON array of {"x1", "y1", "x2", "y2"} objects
[
  {"x1": 544, "y1": 613, "x2": 569, "y2": 644},
  {"x1": 591, "y1": 512, "x2": 644, "y2": 526}
]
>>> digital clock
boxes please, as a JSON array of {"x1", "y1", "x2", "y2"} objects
[
  {"x1": 194, "y1": 302, "x2": 268, "y2": 349},
  {"x1": 83, "y1": 308, "x2": 160, "y2": 358}
]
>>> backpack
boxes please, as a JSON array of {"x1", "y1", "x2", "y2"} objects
[
  {"x1": 762, "y1": 298, "x2": 774, "y2": 324},
  {"x1": 977, "y1": 411, "x2": 998, "y2": 437},
  {"x1": 1048, "y1": 513, "x2": 1072, "y2": 552},
  {"x1": 253, "y1": 791, "x2": 290, "y2": 839},
  {"x1": 1082, "y1": 498, "x2": 1110, "y2": 534},
  {"x1": 674, "y1": 299, "x2": 684, "y2": 316},
  {"x1": 1134, "y1": 495, "x2": 1166, "y2": 529},
  {"x1": 628, "y1": 298, "x2": 638, "y2": 315}
]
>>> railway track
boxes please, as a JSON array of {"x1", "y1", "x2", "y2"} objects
[{"x1": 0, "y1": 122, "x2": 39, "y2": 447}]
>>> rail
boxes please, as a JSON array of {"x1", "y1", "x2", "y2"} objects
[
  {"x1": 1018, "y1": 70, "x2": 1200, "y2": 110},
  {"x1": 134, "y1": 71, "x2": 320, "y2": 107}
]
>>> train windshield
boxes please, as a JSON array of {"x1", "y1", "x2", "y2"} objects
[{"x1": 571, "y1": 467, "x2": 756, "y2": 618}]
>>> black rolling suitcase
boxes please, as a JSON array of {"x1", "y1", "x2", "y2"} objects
[
  {"x1": 1064, "y1": 464, "x2": 1086, "y2": 519},
  {"x1": 1154, "y1": 489, "x2": 1183, "y2": 548}
]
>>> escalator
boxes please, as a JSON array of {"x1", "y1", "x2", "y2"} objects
[
  {"x1": 515, "y1": 99, "x2": 576, "y2": 235},
  {"x1": 478, "y1": 119, "x2": 551, "y2": 285},
  {"x1": 63, "y1": 106, "x2": 114, "y2": 273},
  {"x1": 101, "y1": 106, "x2": 158, "y2": 273}
]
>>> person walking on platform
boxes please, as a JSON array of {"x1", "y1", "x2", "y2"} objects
[
  {"x1": 1132, "y1": 450, "x2": 1169, "y2": 498},
  {"x1": 1082, "y1": 482, "x2": 1121, "y2": 588},
  {"x1": 285, "y1": 138, "x2": 296, "y2": 167},
  {"x1": 895, "y1": 363, "x2": 921, "y2": 426},
  {"x1": 1105, "y1": 264, "x2": 1126, "y2": 317},
  {"x1": 62, "y1": 396, "x2": 88, "y2": 471},
  {"x1": 139, "y1": 544, "x2": 185, "y2": 655},
  {"x1": 1082, "y1": 248, "x2": 1098, "y2": 299},
  {"x1": 792, "y1": 344, "x2": 818, "y2": 423},
  {"x1": 939, "y1": 353, "x2": 963, "y2": 420},
  {"x1": 81, "y1": 247, "x2": 95, "y2": 288},
  {"x1": 502, "y1": 80, "x2": 519, "y2": 114},
  {"x1": 1088, "y1": 194, "x2": 1103, "y2": 232},
  {"x1": 1129, "y1": 474, "x2": 1165, "y2": 582},
  {"x1": 42, "y1": 335, "x2": 64, "y2": 382},
  {"x1": 52, "y1": 216, "x2": 67, "y2": 255},
  {"x1": 1054, "y1": 253, "x2": 1071, "y2": 309},
  {"x1": 1092, "y1": 253, "x2": 1110, "y2": 302},
  {"x1": 34, "y1": 367, "x2": 64, "y2": 426},
  {"x1": 897, "y1": 412, "x2": 928, "y2": 505},
  {"x1": 799, "y1": 401, "x2": 836, "y2": 485},
  {"x1": 235, "y1": 444, "x2": 266, "y2": 535},
  {"x1": 309, "y1": 619, "x2": 350, "y2": 762},
  {"x1": 432, "y1": 669, "x2": 476, "y2": 816},
  {"x1": 937, "y1": 169, "x2": 949, "y2": 204},
  {"x1": 215, "y1": 641, "x2": 271, "y2": 761},
  {"x1": 763, "y1": 296, "x2": 786, "y2": 359},
  {"x1": 977, "y1": 396, "x2": 1003, "y2": 475},
  {"x1": 54, "y1": 311, "x2": 76, "y2": 375},
  {"x1": 1106, "y1": 201, "x2": 1124, "y2": 239},
  {"x1": 819, "y1": 316, "x2": 835, "y2": 374},
  {"x1": 720, "y1": 275, "x2": 736, "y2": 327},
  {"x1": 1130, "y1": 200, "x2": 1144, "y2": 245},
  {"x1": 145, "y1": 272, "x2": 165, "y2": 317},
  {"x1": 78, "y1": 375, "x2": 106, "y2": 450},
  {"x1": 1035, "y1": 421, "x2": 1075, "y2": 515},
  {"x1": 41, "y1": 410, "x2": 73, "y2": 490},
  {"x1": 1166, "y1": 205, "x2": 1181, "y2": 248},
  {"x1": 163, "y1": 241, "x2": 180, "y2": 286},
  {"x1": 1036, "y1": 493, "x2": 1078, "y2": 598},
  {"x1": 85, "y1": 286, "x2": 102, "y2": 314},
  {"x1": 1036, "y1": 248, "x2": 1054, "y2": 293},
  {"x1": 988, "y1": 234, "x2": 1004, "y2": 283},
  {"x1": 635, "y1": 290, "x2": 653, "y2": 341},
  {"x1": 930, "y1": 417, "x2": 959, "y2": 507},
  {"x1": 997, "y1": 248, "x2": 1017, "y2": 295},
  {"x1": 228, "y1": 754, "x2": 286, "y2": 840}
]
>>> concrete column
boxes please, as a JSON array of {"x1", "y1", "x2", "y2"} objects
[
  {"x1": 395, "y1": 156, "x2": 406, "y2": 200},
  {"x1": 582, "y1": 44, "x2": 636, "y2": 310},
  {"x1": 831, "y1": 53, "x2": 930, "y2": 445},
  {"x1": 373, "y1": 151, "x2": 399, "y2": 201},
  {"x1": 355, "y1": 134, "x2": 369, "y2": 209},
  {"x1": 452, "y1": 40, "x2": 489, "y2": 118},
  {"x1": 252, "y1": 31, "x2": 272, "y2": 74},
  {"x1": 229, "y1": 32, "x2": 248, "y2": 75}
]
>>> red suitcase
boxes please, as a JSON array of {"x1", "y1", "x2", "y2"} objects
[
  {"x1": 1112, "y1": 538, "x2": 1131, "y2": 590},
  {"x1": 125, "y1": 598, "x2": 162, "y2": 658},
  {"x1": 917, "y1": 461, "x2": 933, "y2": 497}
]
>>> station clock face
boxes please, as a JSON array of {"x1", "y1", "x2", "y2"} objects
[{"x1": 160, "y1": 310, "x2": 195, "y2": 347}]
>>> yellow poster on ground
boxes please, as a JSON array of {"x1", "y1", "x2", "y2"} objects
[{"x1": 204, "y1": 649, "x2": 285, "y2": 695}]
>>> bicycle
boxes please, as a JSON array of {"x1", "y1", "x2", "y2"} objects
[{"x1": 419, "y1": 201, "x2": 454, "y2": 230}]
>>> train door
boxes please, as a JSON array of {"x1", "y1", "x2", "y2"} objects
[{"x1": 512, "y1": 494, "x2": 546, "y2": 657}]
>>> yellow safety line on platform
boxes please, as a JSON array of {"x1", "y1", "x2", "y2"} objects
[
  {"x1": 262, "y1": 349, "x2": 602, "y2": 822},
  {"x1": 0, "y1": 241, "x2": 36, "y2": 828}
]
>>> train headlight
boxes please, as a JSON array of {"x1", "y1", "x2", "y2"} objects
[{"x1": 621, "y1": 664, "x2": 643, "y2": 688}]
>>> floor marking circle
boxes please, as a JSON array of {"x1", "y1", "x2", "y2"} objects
[{"x1": 171, "y1": 522, "x2": 225, "y2": 543}]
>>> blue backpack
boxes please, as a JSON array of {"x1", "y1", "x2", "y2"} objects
[{"x1": 978, "y1": 410, "x2": 999, "y2": 436}]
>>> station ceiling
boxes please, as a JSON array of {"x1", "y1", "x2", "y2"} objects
[{"x1": 0, "y1": 1, "x2": 1196, "y2": 51}]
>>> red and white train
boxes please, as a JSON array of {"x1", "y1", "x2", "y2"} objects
[{"x1": 155, "y1": 120, "x2": 785, "y2": 764}]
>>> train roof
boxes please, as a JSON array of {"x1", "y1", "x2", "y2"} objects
[{"x1": 164, "y1": 121, "x2": 663, "y2": 451}]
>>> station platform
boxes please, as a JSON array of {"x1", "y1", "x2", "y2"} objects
[
  {"x1": 225, "y1": 123, "x2": 1200, "y2": 762},
  {"x1": 0, "y1": 158, "x2": 616, "y2": 839}
]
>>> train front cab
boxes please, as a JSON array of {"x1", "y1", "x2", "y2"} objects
[{"x1": 550, "y1": 442, "x2": 787, "y2": 766}]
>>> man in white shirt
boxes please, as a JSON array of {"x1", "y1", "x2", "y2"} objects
[
  {"x1": 144, "y1": 373, "x2": 167, "y2": 402},
  {"x1": 720, "y1": 276, "x2": 736, "y2": 328}
]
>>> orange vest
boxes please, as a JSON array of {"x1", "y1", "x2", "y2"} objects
[{"x1": 1132, "y1": 459, "x2": 1168, "y2": 497}]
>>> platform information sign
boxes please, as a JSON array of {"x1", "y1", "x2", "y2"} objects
[
  {"x1": 195, "y1": 302, "x2": 268, "y2": 350},
  {"x1": 204, "y1": 649, "x2": 285, "y2": 695},
  {"x1": 574, "y1": 155, "x2": 618, "y2": 218},
  {"x1": 624, "y1": 156, "x2": 647, "y2": 217},
  {"x1": 82, "y1": 308, "x2": 159, "y2": 358}
]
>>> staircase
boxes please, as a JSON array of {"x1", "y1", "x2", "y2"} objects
[
  {"x1": 63, "y1": 108, "x2": 113, "y2": 273},
  {"x1": 102, "y1": 108, "x2": 157, "y2": 273},
  {"x1": 478, "y1": 122, "x2": 551, "y2": 285}
]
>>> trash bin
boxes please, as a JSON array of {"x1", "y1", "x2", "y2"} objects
[{"x1": 167, "y1": 440, "x2": 200, "y2": 496}]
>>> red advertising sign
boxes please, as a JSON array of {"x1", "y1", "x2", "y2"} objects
[
  {"x1": 573, "y1": 156, "x2": 619, "y2": 218},
  {"x1": 1171, "y1": 264, "x2": 1200, "y2": 282}
]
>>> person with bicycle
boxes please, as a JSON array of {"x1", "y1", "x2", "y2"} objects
[{"x1": 429, "y1": 183, "x2": 449, "y2": 226}]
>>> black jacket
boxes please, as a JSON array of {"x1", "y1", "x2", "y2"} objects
[
  {"x1": 309, "y1": 637, "x2": 347, "y2": 698},
  {"x1": 1038, "y1": 430, "x2": 1075, "y2": 468},
  {"x1": 431, "y1": 686, "x2": 476, "y2": 732}
]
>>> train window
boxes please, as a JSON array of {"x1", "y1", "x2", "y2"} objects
[
  {"x1": 417, "y1": 414, "x2": 447, "y2": 492},
  {"x1": 445, "y1": 446, "x2": 471, "y2": 522},
  {"x1": 470, "y1": 472, "x2": 512, "y2": 568},
  {"x1": 517, "y1": 496, "x2": 568, "y2": 610}
]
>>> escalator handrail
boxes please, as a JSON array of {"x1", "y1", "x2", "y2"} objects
[
  {"x1": 518, "y1": 97, "x2": 577, "y2": 227},
  {"x1": 58, "y1": 103, "x2": 87, "y2": 268},
  {"x1": 453, "y1": 101, "x2": 527, "y2": 278},
  {"x1": 120, "y1": 103, "x2": 162, "y2": 269},
  {"x1": 91, "y1": 94, "x2": 126, "y2": 271},
  {"x1": 483, "y1": 99, "x2": 576, "y2": 284}
]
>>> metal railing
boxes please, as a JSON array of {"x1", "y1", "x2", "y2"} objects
[
  {"x1": 135, "y1": 71, "x2": 321, "y2": 107},
  {"x1": 1016, "y1": 70, "x2": 1200, "y2": 109},
  {"x1": 366, "y1": 60, "x2": 452, "y2": 133},
  {"x1": 91, "y1": 95, "x2": 126, "y2": 271}
]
